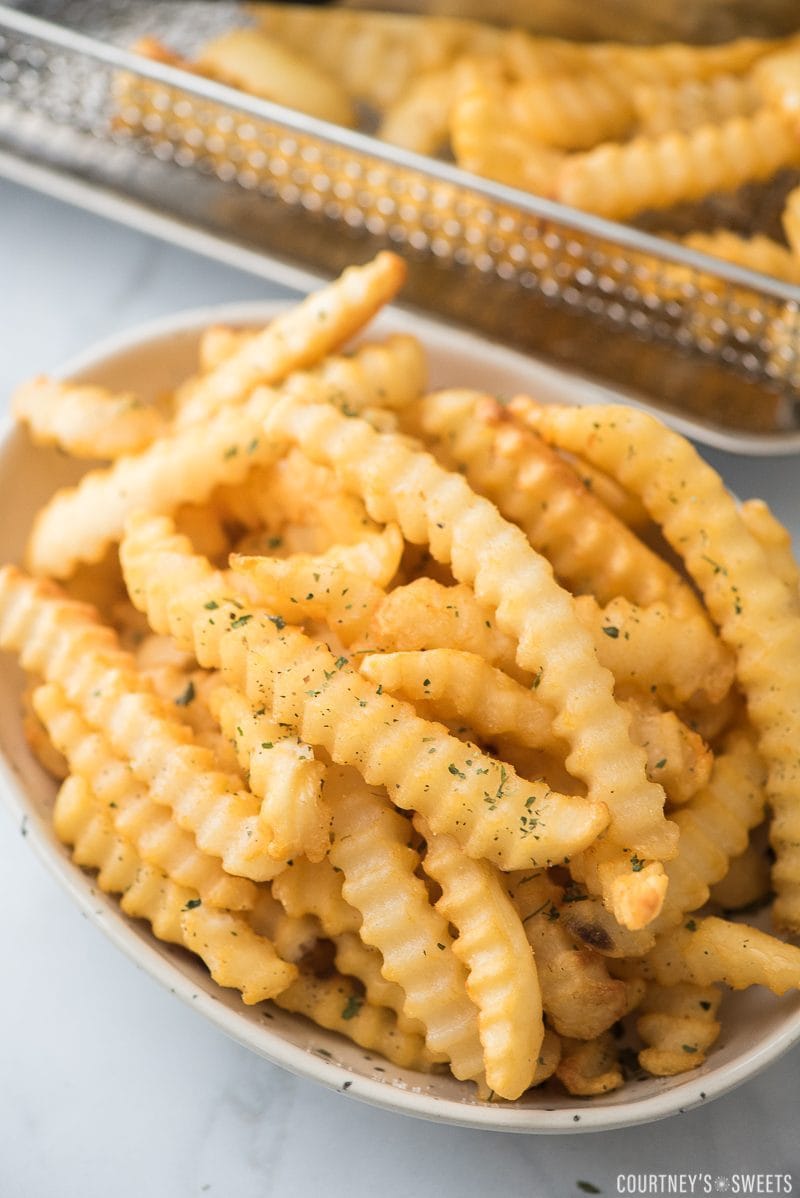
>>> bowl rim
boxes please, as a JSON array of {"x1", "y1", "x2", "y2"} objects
[{"x1": 4, "y1": 298, "x2": 800, "y2": 1134}]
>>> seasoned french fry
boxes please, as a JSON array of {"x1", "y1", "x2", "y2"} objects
[
  {"x1": 709, "y1": 827, "x2": 772, "y2": 912},
  {"x1": 513, "y1": 401, "x2": 800, "y2": 932},
  {"x1": 13, "y1": 377, "x2": 165, "y2": 460},
  {"x1": 403, "y1": 389, "x2": 702, "y2": 614},
  {"x1": 327, "y1": 768, "x2": 484, "y2": 1084},
  {"x1": 417, "y1": 817, "x2": 542, "y2": 1100},
  {"x1": 0, "y1": 568, "x2": 284, "y2": 881},
  {"x1": 636, "y1": 982, "x2": 722, "y2": 1076},
  {"x1": 272, "y1": 857, "x2": 361, "y2": 936},
  {"x1": 332, "y1": 932, "x2": 427, "y2": 1039},
  {"x1": 209, "y1": 684, "x2": 330, "y2": 863},
  {"x1": 644, "y1": 916, "x2": 800, "y2": 993},
  {"x1": 174, "y1": 253, "x2": 406, "y2": 427},
  {"x1": 556, "y1": 1033, "x2": 624, "y2": 1097},
  {"x1": 273, "y1": 972, "x2": 435, "y2": 1071},
  {"x1": 34, "y1": 682, "x2": 257, "y2": 910},
  {"x1": 54, "y1": 773, "x2": 296, "y2": 1003},
  {"x1": 21, "y1": 679, "x2": 68, "y2": 780},
  {"x1": 740, "y1": 498, "x2": 800, "y2": 594}
]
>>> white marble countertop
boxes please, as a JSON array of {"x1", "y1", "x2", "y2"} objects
[{"x1": 1, "y1": 177, "x2": 799, "y2": 1198}]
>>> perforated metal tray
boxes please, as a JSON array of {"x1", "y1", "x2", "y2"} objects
[{"x1": 3, "y1": 0, "x2": 800, "y2": 451}]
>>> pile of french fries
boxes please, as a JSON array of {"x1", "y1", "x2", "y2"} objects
[
  {"x1": 121, "y1": 6, "x2": 800, "y2": 284},
  {"x1": 4, "y1": 252, "x2": 800, "y2": 1102}
]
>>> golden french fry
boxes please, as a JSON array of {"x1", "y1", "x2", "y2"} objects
[
  {"x1": 272, "y1": 857, "x2": 361, "y2": 936},
  {"x1": 633, "y1": 74, "x2": 758, "y2": 137},
  {"x1": 556, "y1": 1033, "x2": 624, "y2": 1097},
  {"x1": 194, "y1": 28, "x2": 356, "y2": 127},
  {"x1": 21, "y1": 679, "x2": 68, "y2": 780},
  {"x1": 332, "y1": 932, "x2": 428, "y2": 1040},
  {"x1": 645, "y1": 916, "x2": 800, "y2": 994},
  {"x1": 209, "y1": 684, "x2": 330, "y2": 863},
  {"x1": 54, "y1": 773, "x2": 296, "y2": 1003},
  {"x1": 450, "y1": 86, "x2": 562, "y2": 195},
  {"x1": 513, "y1": 400, "x2": 800, "y2": 932},
  {"x1": 637, "y1": 982, "x2": 722, "y2": 1076},
  {"x1": 417, "y1": 816, "x2": 543, "y2": 1100},
  {"x1": 13, "y1": 377, "x2": 165, "y2": 460},
  {"x1": 740, "y1": 498, "x2": 800, "y2": 594},
  {"x1": 174, "y1": 253, "x2": 407, "y2": 427},
  {"x1": 328, "y1": 768, "x2": 485, "y2": 1084},
  {"x1": 556, "y1": 109, "x2": 800, "y2": 220},
  {"x1": 273, "y1": 972, "x2": 435, "y2": 1071},
  {"x1": 379, "y1": 57, "x2": 504, "y2": 156},
  {"x1": 709, "y1": 826, "x2": 772, "y2": 912},
  {"x1": 509, "y1": 70, "x2": 634, "y2": 150},
  {"x1": 681, "y1": 230, "x2": 800, "y2": 285}
]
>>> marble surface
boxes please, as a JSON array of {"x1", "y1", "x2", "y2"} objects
[{"x1": 1, "y1": 177, "x2": 799, "y2": 1198}]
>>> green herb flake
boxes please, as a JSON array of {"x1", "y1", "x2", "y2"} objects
[
  {"x1": 223, "y1": 445, "x2": 238, "y2": 459},
  {"x1": 335, "y1": 656, "x2": 348, "y2": 670},
  {"x1": 654, "y1": 758, "x2": 667, "y2": 769},
  {"x1": 268, "y1": 614, "x2": 286, "y2": 630},
  {"x1": 532, "y1": 667, "x2": 543, "y2": 690},
  {"x1": 602, "y1": 625, "x2": 620, "y2": 639},
  {"x1": 577, "y1": 1184, "x2": 602, "y2": 1196},
  {"x1": 685, "y1": 918, "x2": 698, "y2": 931},
  {"x1": 682, "y1": 1044, "x2": 698, "y2": 1054},
  {"x1": 261, "y1": 741, "x2": 274, "y2": 750},
  {"x1": 630, "y1": 854, "x2": 645, "y2": 872},
  {"x1": 230, "y1": 613, "x2": 253, "y2": 629},
  {"x1": 183, "y1": 898, "x2": 202, "y2": 911},
  {"x1": 341, "y1": 994, "x2": 363, "y2": 1021},
  {"x1": 204, "y1": 600, "x2": 219, "y2": 610},
  {"x1": 448, "y1": 763, "x2": 466, "y2": 779},
  {"x1": 174, "y1": 680, "x2": 196, "y2": 707}
]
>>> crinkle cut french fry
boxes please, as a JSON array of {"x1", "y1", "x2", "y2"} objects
[
  {"x1": 0, "y1": 567, "x2": 283, "y2": 881},
  {"x1": 120, "y1": 515, "x2": 610, "y2": 871},
  {"x1": 332, "y1": 932, "x2": 428, "y2": 1040},
  {"x1": 508, "y1": 70, "x2": 634, "y2": 150},
  {"x1": 54, "y1": 773, "x2": 296, "y2": 1003},
  {"x1": 22, "y1": 678, "x2": 68, "y2": 780},
  {"x1": 229, "y1": 523, "x2": 403, "y2": 643},
  {"x1": 34, "y1": 682, "x2": 257, "y2": 910},
  {"x1": 140, "y1": 664, "x2": 242, "y2": 778},
  {"x1": 28, "y1": 328, "x2": 420, "y2": 580},
  {"x1": 575, "y1": 594, "x2": 734, "y2": 708},
  {"x1": 740, "y1": 498, "x2": 800, "y2": 594},
  {"x1": 360, "y1": 646, "x2": 712, "y2": 807},
  {"x1": 633, "y1": 73, "x2": 758, "y2": 137},
  {"x1": 752, "y1": 46, "x2": 800, "y2": 116},
  {"x1": 272, "y1": 858, "x2": 361, "y2": 936},
  {"x1": 26, "y1": 385, "x2": 283, "y2": 579},
  {"x1": 209, "y1": 684, "x2": 330, "y2": 863},
  {"x1": 174, "y1": 253, "x2": 406, "y2": 427},
  {"x1": 13, "y1": 377, "x2": 165, "y2": 459},
  {"x1": 513, "y1": 401, "x2": 800, "y2": 932},
  {"x1": 644, "y1": 917, "x2": 800, "y2": 994},
  {"x1": 359, "y1": 649, "x2": 563, "y2": 755},
  {"x1": 327, "y1": 768, "x2": 484, "y2": 1083},
  {"x1": 637, "y1": 982, "x2": 722, "y2": 1076},
  {"x1": 556, "y1": 108, "x2": 800, "y2": 221},
  {"x1": 247, "y1": 890, "x2": 321, "y2": 965},
  {"x1": 417, "y1": 817, "x2": 542, "y2": 1100},
  {"x1": 556, "y1": 1033, "x2": 624, "y2": 1097},
  {"x1": 709, "y1": 826, "x2": 772, "y2": 912},
  {"x1": 262, "y1": 397, "x2": 677, "y2": 916},
  {"x1": 273, "y1": 972, "x2": 435, "y2": 1071},
  {"x1": 449, "y1": 86, "x2": 563, "y2": 195},
  {"x1": 402, "y1": 389, "x2": 701, "y2": 614}
]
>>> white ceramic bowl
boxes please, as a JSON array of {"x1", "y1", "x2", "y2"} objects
[{"x1": 3, "y1": 302, "x2": 799, "y2": 1134}]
